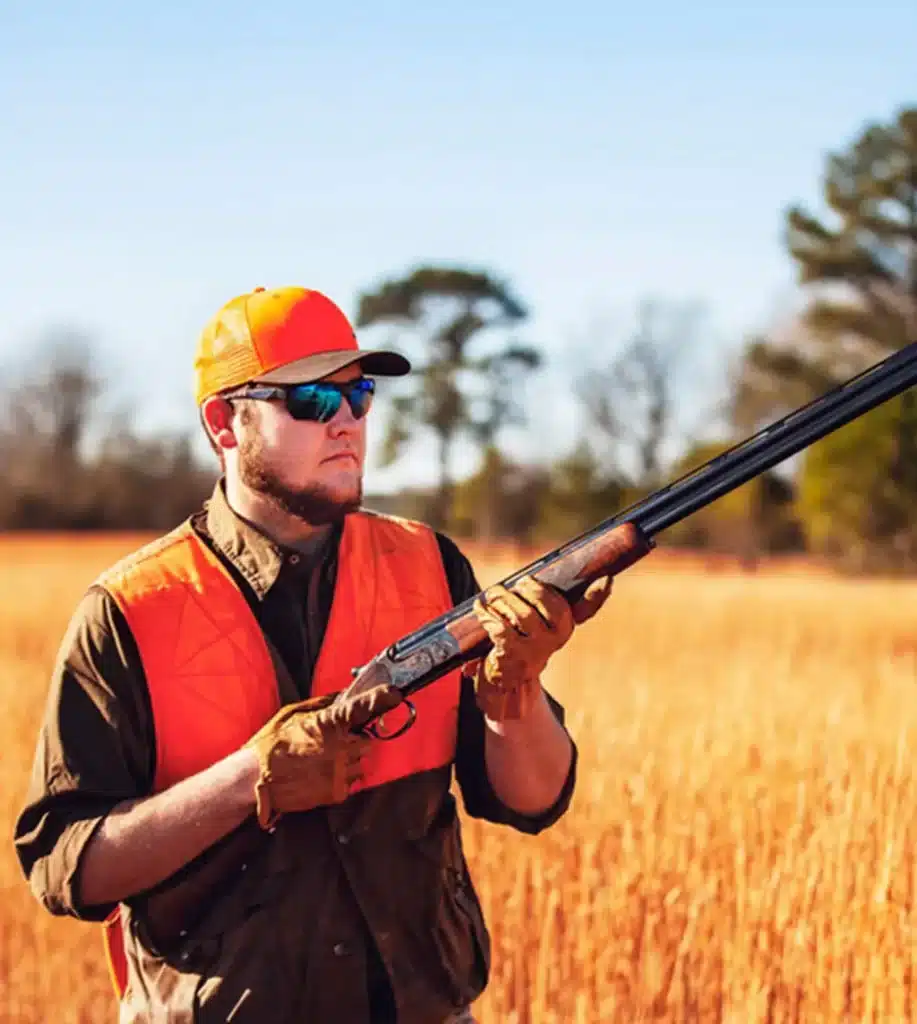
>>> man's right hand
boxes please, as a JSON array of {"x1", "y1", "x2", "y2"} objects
[{"x1": 245, "y1": 684, "x2": 403, "y2": 830}]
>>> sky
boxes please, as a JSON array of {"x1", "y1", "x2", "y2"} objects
[{"x1": 1, "y1": 1, "x2": 914, "y2": 492}]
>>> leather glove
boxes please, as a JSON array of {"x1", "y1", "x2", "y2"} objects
[
  {"x1": 245, "y1": 684, "x2": 403, "y2": 830},
  {"x1": 472, "y1": 574, "x2": 613, "y2": 722}
]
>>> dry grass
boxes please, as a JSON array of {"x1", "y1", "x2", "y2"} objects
[{"x1": 2, "y1": 534, "x2": 917, "y2": 1022}]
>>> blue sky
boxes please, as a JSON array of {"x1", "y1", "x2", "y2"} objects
[{"x1": 2, "y1": 1, "x2": 914, "y2": 490}]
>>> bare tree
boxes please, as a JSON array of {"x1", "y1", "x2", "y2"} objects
[
  {"x1": 0, "y1": 332, "x2": 215, "y2": 529},
  {"x1": 574, "y1": 298, "x2": 710, "y2": 489},
  {"x1": 2, "y1": 332, "x2": 101, "y2": 496}
]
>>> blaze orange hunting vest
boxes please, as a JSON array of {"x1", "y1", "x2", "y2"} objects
[{"x1": 94, "y1": 511, "x2": 461, "y2": 1000}]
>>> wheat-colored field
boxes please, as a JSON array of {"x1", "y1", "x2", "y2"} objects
[{"x1": 2, "y1": 534, "x2": 917, "y2": 1023}]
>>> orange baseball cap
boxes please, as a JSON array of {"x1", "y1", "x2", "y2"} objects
[{"x1": 193, "y1": 286, "x2": 411, "y2": 405}]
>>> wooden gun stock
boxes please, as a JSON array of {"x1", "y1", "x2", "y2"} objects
[{"x1": 429, "y1": 522, "x2": 654, "y2": 666}]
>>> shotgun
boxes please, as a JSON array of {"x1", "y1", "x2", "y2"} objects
[
  {"x1": 138, "y1": 338, "x2": 917, "y2": 947},
  {"x1": 343, "y1": 338, "x2": 917, "y2": 735}
]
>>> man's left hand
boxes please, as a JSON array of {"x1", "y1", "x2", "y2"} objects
[{"x1": 472, "y1": 574, "x2": 613, "y2": 722}]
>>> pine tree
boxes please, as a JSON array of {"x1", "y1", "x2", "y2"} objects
[{"x1": 732, "y1": 106, "x2": 917, "y2": 567}]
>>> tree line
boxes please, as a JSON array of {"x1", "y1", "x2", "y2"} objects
[{"x1": 2, "y1": 104, "x2": 915, "y2": 571}]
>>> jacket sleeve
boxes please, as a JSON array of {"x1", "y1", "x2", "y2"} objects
[
  {"x1": 13, "y1": 586, "x2": 156, "y2": 922},
  {"x1": 433, "y1": 533, "x2": 578, "y2": 835}
]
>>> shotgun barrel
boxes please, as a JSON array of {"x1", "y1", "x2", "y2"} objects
[{"x1": 383, "y1": 339, "x2": 917, "y2": 664}]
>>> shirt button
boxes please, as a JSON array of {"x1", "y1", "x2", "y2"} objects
[
  {"x1": 333, "y1": 942, "x2": 350, "y2": 957},
  {"x1": 336, "y1": 833, "x2": 350, "y2": 845},
  {"x1": 289, "y1": 554, "x2": 300, "y2": 565}
]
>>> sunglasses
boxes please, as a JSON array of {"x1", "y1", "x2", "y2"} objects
[{"x1": 223, "y1": 377, "x2": 376, "y2": 423}]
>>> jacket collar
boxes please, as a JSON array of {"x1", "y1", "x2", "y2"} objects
[{"x1": 203, "y1": 479, "x2": 339, "y2": 600}]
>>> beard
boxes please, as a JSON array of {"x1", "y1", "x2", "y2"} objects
[{"x1": 238, "y1": 435, "x2": 362, "y2": 526}]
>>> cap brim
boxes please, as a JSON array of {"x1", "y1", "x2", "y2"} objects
[{"x1": 253, "y1": 349, "x2": 411, "y2": 385}]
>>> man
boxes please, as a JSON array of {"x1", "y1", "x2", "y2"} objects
[{"x1": 14, "y1": 286, "x2": 612, "y2": 1023}]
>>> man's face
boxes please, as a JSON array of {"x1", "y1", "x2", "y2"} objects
[{"x1": 233, "y1": 366, "x2": 369, "y2": 525}]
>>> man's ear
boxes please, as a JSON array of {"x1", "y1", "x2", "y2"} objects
[{"x1": 200, "y1": 396, "x2": 239, "y2": 453}]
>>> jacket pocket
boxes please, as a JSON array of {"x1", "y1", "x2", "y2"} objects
[
  {"x1": 431, "y1": 858, "x2": 491, "y2": 1008},
  {"x1": 409, "y1": 798, "x2": 491, "y2": 1007}
]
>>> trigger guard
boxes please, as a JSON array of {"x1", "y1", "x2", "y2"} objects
[{"x1": 367, "y1": 699, "x2": 416, "y2": 741}]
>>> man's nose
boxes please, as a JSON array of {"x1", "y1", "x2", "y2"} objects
[{"x1": 327, "y1": 398, "x2": 361, "y2": 434}]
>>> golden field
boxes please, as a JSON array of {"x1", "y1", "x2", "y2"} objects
[{"x1": 2, "y1": 534, "x2": 917, "y2": 1023}]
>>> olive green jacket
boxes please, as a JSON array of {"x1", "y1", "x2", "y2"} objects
[{"x1": 14, "y1": 483, "x2": 577, "y2": 1023}]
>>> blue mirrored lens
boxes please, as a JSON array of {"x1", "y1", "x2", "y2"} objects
[
  {"x1": 288, "y1": 384, "x2": 342, "y2": 421},
  {"x1": 287, "y1": 379, "x2": 375, "y2": 421},
  {"x1": 347, "y1": 380, "x2": 375, "y2": 418}
]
